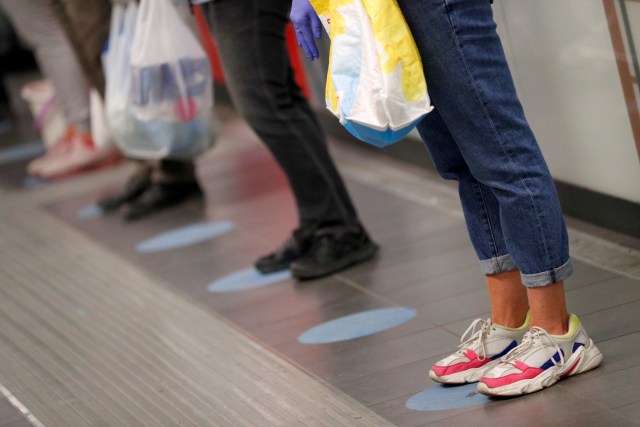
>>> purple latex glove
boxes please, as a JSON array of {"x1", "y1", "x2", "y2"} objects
[{"x1": 290, "y1": 0, "x2": 323, "y2": 60}]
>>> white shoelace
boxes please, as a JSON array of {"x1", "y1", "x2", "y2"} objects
[
  {"x1": 456, "y1": 318, "x2": 492, "y2": 361},
  {"x1": 501, "y1": 326, "x2": 565, "y2": 367}
]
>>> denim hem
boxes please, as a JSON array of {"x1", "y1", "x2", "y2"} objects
[
  {"x1": 478, "y1": 254, "x2": 518, "y2": 275},
  {"x1": 520, "y1": 258, "x2": 574, "y2": 288}
]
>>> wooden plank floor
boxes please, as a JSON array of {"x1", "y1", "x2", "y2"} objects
[{"x1": 1, "y1": 106, "x2": 639, "y2": 426}]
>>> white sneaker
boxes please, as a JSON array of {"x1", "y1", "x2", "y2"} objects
[
  {"x1": 477, "y1": 313, "x2": 603, "y2": 397},
  {"x1": 429, "y1": 314, "x2": 529, "y2": 384}
]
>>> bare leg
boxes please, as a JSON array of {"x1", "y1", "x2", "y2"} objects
[
  {"x1": 486, "y1": 270, "x2": 529, "y2": 328},
  {"x1": 527, "y1": 282, "x2": 570, "y2": 335}
]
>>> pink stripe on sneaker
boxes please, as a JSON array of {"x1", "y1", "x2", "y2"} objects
[
  {"x1": 432, "y1": 349, "x2": 493, "y2": 377},
  {"x1": 480, "y1": 363, "x2": 544, "y2": 388}
]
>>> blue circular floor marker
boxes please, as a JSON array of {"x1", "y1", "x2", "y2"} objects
[
  {"x1": 136, "y1": 221, "x2": 234, "y2": 253},
  {"x1": 0, "y1": 141, "x2": 45, "y2": 165},
  {"x1": 298, "y1": 307, "x2": 417, "y2": 344},
  {"x1": 207, "y1": 268, "x2": 292, "y2": 293},
  {"x1": 405, "y1": 383, "x2": 490, "y2": 411},
  {"x1": 77, "y1": 203, "x2": 104, "y2": 219},
  {"x1": 23, "y1": 176, "x2": 49, "y2": 189}
]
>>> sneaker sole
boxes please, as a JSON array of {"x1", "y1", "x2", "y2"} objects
[
  {"x1": 477, "y1": 339, "x2": 603, "y2": 397},
  {"x1": 429, "y1": 359, "x2": 501, "y2": 385},
  {"x1": 291, "y1": 241, "x2": 379, "y2": 280}
]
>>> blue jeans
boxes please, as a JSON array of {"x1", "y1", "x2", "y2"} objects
[{"x1": 397, "y1": 0, "x2": 572, "y2": 287}]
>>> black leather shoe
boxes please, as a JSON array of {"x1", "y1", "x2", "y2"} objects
[
  {"x1": 97, "y1": 172, "x2": 151, "y2": 212},
  {"x1": 291, "y1": 225, "x2": 379, "y2": 280},
  {"x1": 254, "y1": 224, "x2": 318, "y2": 273},
  {"x1": 123, "y1": 181, "x2": 203, "y2": 222}
]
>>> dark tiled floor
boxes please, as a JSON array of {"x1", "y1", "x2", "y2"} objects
[{"x1": 2, "y1": 108, "x2": 639, "y2": 426}]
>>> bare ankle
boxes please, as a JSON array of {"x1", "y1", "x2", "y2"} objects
[
  {"x1": 530, "y1": 313, "x2": 569, "y2": 335},
  {"x1": 492, "y1": 309, "x2": 529, "y2": 329}
]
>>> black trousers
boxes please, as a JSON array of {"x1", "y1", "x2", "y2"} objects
[{"x1": 207, "y1": 0, "x2": 359, "y2": 226}]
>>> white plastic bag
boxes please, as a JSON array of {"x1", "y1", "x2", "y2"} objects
[
  {"x1": 127, "y1": 0, "x2": 214, "y2": 159},
  {"x1": 311, "y1": 0, "x2": 433, "y2": 147},
  {"x1": 105, "y1": 3, "x2": 152, "y2": 157}
]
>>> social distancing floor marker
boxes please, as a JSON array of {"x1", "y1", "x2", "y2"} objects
[
  {"x1": 298, "y1": 307, "x2": 416, "y2": 344},
  {"x1": 23, "y1": 176, "x2": 49, "y2": 189},
  {"x1": 136, "y1": 221, "x2": 234, "y2": 253},
  {"x1": 0, "y1": 141, "x2": 44, "y2": 165},
  {"x1": 405, "y1": 383, "x2": 490, "y2": 411},
  {"x1": 207, "y1": 268, "x2": 292, "y2": 293},
  {"x1": 77, "y1": 204, "x2": 104, "y2": 219}
]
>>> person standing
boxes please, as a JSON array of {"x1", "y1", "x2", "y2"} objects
[
  {"x1": 0, "y1": 0, "x2": 120, "y2": 178},
  {"x1": 205, "y1": 0, "x2": 378, "y2": 280},
  {"x1": 97, "y1": 0, "x2": 204, "y2": 221},
  {"x1": 291, "y1": 0, "x2": 602, "y2": 396}
]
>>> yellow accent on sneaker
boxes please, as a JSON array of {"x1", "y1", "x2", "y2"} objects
[
  {"x1": 493, "y1": 310, "x2": 530, "y2": 332},
  {"x1": 552, "y1": 313, "x2": 581, "y2": 339}
]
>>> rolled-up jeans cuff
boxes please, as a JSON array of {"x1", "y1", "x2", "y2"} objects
[
  {"x1": 479, "y1": 254, "x2": 517, "y2": 275},
  {"x1": 520, "y1": 258, "x2": 574, "y2": 288}
]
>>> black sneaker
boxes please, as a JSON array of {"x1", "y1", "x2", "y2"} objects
[
  {"x1": 123, "y1": 181, "x2": 203, "y2": 222},
  {"x1": 254, "y1": 224, "x2": 318, "y2": 274},
  {"x1": 291, "y1": 225, "x2": 379, "y2": 280},
  {"x1": 97, "y1": 171, "x2": 152, "y2": 212}
]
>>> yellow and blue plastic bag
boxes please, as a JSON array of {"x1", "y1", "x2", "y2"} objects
[{"x1": 310, "y1": 0, "x2": 432, "y2": 147}]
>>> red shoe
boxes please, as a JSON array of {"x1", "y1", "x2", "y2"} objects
[
  {"x1": 32, "y1": 128, "x2": 121, "y2": 179},
  {"x1": 27, "y1": 126, "x2": 75, "y2": 176}
]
